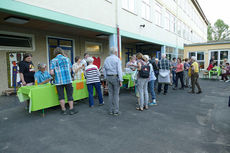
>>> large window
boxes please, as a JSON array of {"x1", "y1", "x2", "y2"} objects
[
  {"x1": 122, "y1": 0, "x2": 136, "y2": 13},
  {"x1": 178, "y1": 49, "x2": 184, "y2": 59},
  {"x1": 189, "y1": 51, "x2": 205, "y2": 69},
  {"x1": 0, "y1": 31, "x2": 35, "y2": 51},
  {"x1": 166, "y1": 46, "x2": 175, "y2": 60},
  {"x1": 177, "y1": 19, "x2": 182, "y2": 36},
  {"x1": 141, "y1": 0, "x2": 150, "y2": 20},
  {"x1": 170, "y1": 14, "x2": 176, "y2": 33},
  {"x1": 165, "y1": 11, "x2": 170, "y2": 31},
  {"x1": 85, "y1": 42, "x2": 102, "y2": 54},
  {"x1": 155, "y1": 2, "x2": 162, "y2": 27},
  {"x1": 210, "y1": 50, "x2": 229, "y2": 66}
]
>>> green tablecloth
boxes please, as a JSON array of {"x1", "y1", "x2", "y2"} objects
[
  {"x1": 17, "y1": 80, "x2": 92, "y2": 113},
  {"x1": 123, "y1": 74, "x2": 135, "y2": 88}
]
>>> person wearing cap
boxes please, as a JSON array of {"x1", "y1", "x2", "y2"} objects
[
  {"x1": 103, "y1": 47, "x2": 123, "y2": 116},
  {"x1": 34, "y1": 63, "x2": 52, "y2": 85},
  {"x1": 188, "y1": 56, "x2": 202, "y2": 94}
]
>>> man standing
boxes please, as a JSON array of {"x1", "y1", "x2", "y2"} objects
[
  {"x1": 50, "y1": 47, "x2": 78, "y2": 115},
  {"x1": 189, "y1": 56, "x2": 202, "y2": 94},
  {"x1": 103, "y1": 47, "x2": 123, "y2": 115},
  {"x1": 157, "y1": 54, "x2": 171, "y2": 95},
  {"x1": 171, "y1": 57, "x2": 177, "y2": 86}
]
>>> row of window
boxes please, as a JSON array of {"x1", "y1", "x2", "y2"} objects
[{"x1": 122, "y1": 0, "x2": 206, "y2": 43}]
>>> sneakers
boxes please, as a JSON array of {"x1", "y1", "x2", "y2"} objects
[
  {"x1": 61, "y1": 109, "x2": 68, "y2": 115},
  {"x1": 69, "y1": 109, "x2": 78, "y2": 115},
  {"x1": 225, "y1": 80, "x2": 230, "y2": 82},
  {"x1": 196, "y1": 91, "x2": 202, "y2": 94},
  {"x1": 99, "y1": 102, "x2": 105, "y2": 106},
  {"x1": 149, "y1": 99, "x2": 157, "y2": 106}
]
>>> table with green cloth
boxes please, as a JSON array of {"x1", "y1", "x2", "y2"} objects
[
  {"x1": 123, "y1": 74, "x2": 135, "y2": 88},
  {"x1": 17, "y1": 80, "x2": 93, "y2": 113}
]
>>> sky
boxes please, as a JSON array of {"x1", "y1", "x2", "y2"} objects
[{"x1": 198, "y1": 0, "x2": 230, "y2": 26}]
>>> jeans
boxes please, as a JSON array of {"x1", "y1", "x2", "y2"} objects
[
  {"x1": 172, "y1": 70, "x2": 176, "y2": 85},
  {"x1": 87, "y1": 82, "x2": 103, "y2": 106},
  {"x1": 148, "y1": 80, "x2": 156, "y2": 100},
  {"x1": 158, "y1": 83, "x2": 168, "y2": 93},
  {"x1": 175, "y1": 71, "x2": 184, "y2": 88},
  {"x1": 137, "y1": 78, "x2": 149, "y2": 108},
  {"x1": 107, "y1": 76, "x2": 120, "y2": 113},
  {"x1": 184, "y1": 71, "x2": 189, "y2": 86}
]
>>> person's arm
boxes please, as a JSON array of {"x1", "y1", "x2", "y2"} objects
[
  {"x1": 38, "y1": 79, "x2": 52, "y2": 85},
  {"x1": 19, "y1": 73, "x2": 26, "y2": 85},
  {"x1": 137, "y1": 62, "x2": 142, "y2": 71},
  {"x1": 103, "y1": 59, "x2": 107, "y2": 79},
  {"x1": 117, "y1": 59, "x2": 123, "y2": 86}
]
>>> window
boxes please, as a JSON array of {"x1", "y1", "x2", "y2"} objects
[
  {"x1": 155, "y1": 2, "x2": 162, "y2": 26},
  {"x1": 85, "y1": 42, "x2": 102, "y2": 54},
  {"x1": 165, "y1": 11, "x2": 170, "y2": 30},
  {"x1": 189, "y1": 51, "x2": 205, "y2": 69},
  {"x1": 210, "y1": 50, "x2": 229, "y2": 66},
  {"x1": 141, "y1": 0, "x2": 150, "y2": 20},
  {"x1": 178, "y1": 49, "x2": 184, "y2": 59},
  {"x1": 0, "y1": 31, "x2": 34, "y2": 51},
  {"x1": 177, "y1": 19, "x2": 182, "y2": 36},
  {"x1": 170, "y1": 14, "x2": 176, "y2": 32},
  {"x1": 122, "y1": 0, "x2": 136, "y2": 13},
  {"x1": 166, "y1": 46, "x2": 176, "y2": 60}
]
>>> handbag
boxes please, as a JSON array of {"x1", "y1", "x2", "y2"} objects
[{"x1": 158, "y1": 69, "x2": 170, "y2": 84}]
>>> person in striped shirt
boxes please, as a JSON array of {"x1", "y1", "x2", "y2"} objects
[{"x1": 85, "y1": 57, "x2": 104, "y2": 107}]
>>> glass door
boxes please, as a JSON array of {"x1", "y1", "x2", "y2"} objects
[{"x1": 47, "y1": 37, "x2": 74, "y2": 66}]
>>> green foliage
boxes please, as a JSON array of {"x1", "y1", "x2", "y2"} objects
[{"x1": 207, "y1": 19, "x2": 230, "y2": 41}]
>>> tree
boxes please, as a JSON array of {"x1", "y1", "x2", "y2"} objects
[{"x1": 207, "y1": 19, "x2": 230, "y2": 41}]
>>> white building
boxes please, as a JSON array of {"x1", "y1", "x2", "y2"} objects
[{"x1": 0, "y1": 0, "x2": 208, "y2": 93}]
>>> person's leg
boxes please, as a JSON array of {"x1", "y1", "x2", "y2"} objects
[
  {"x1": 95, "y1": 82, "x2": 104, "y2": 104},
  {"x1": 87, "y1": 83, "x2": 94, "y2": 107},
  {"x1": 65, "y1": 84, "x2": 74, "y2": 109},
  {"x1": 113, "y1": 77, "x2": 120, "y2": 114},
  {"x1": 185, "y1": 71, "x2": 189, "y2": 86},
  {"x1": 107, "y1": 77, "x2": 114, "y2": 113},
  {"x1": 191, "y1": 74, "x2": 195, "y2": 92},
  {"x1": 164, "y1": 84, "x2": 168, "y2": 94},
  {"x1": 194, "y1": 73, "x2": 201, "y2": 92},
  {"x1": 175, "y1": 73, "x2": 179, "y2": 88},
  {"x1": 137, "y1": 79, "x2": 144, "y2": 109},
  {"x1": 172, "y1": 71, "x2": 176, "y2": 85},
  {"x1": 143, "y1": 79, "x2": 149, "y2": 108},
  {"x1": 179, "y1": 72, "x2": 184, "y2": 88},
  {"x1": 56, "y1": 85, "x2": 66, "y2": 111},
  {"x1": 158, "y1": 83, "x2": 162, "y2": 93},
  {"x1": 149, "y1": 80, "x2": 156, "y2": 100}
]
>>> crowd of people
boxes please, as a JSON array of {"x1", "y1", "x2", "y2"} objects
[{"x1": 18, "y1": 46, "x2": 207, "y2": 116}]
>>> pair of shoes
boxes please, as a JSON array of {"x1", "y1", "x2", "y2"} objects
[
  {"x1": 163, "y1": 92, "x2": 167, "y2": 95},
  {"x1": 89, "y1": 105, "x2": 94, "y2": 108},
  {"x1": 173, "y1": 87, "x2": 177, "y2": 90},
  {"x1": 113, "y1": 112, "x2": 120, "y2": 116},
  {"x1": 109, "y1": 112, "x2": 113, "y2": 115},
  {"x1": 188, "y1": 91, "x2": 195, "y2": 94},
  {"x1": 139, "y1": 107, "x2": 144, "y2": 111},
  {"x1": 196, "y1": 91, "x2": 202, "y2": 94},
  {"x1": 184, "y1": 85, "x2": 189, "y2": 88},
  {"x1": 99, "y1": 102, "x2": 104, "y2": 106},
  {"x1": 144, "y1": 105, "x2": 148, "y2": 110},
  {"x1": 69, "y1": 109, "x2": 78, "y2": 115},
  {"x1": 151, "y1": 99, "x2": 157, "y2": 105},
  {"x1": 179, "y1": 87, "x2": 184, "y2": 90},
  {"x1": 61, "y1": 109, "x2": 68, "y2": 115},
  {"x1": 225, "y1": 80, "x2": 230, "y2": 82}
]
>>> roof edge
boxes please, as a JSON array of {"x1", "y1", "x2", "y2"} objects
[{"x1": 191, "y1": 0, "x2": 209, "y2": 25}]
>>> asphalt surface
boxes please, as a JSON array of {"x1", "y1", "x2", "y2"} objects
[{"x1": 0, "y1": 79, "x2": 230, "y2": 153}]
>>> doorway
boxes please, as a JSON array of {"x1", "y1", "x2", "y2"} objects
[{"x1": 47, "y1": 37, "x2": 74, "y2": 66}]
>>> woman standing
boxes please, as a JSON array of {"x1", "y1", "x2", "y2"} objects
[
  {"x1": 72, "y1": 56, "x2": 84, "y2": 80},
  {"x1": 85, "y1": 57, "x2": 104, "y2": 107},
  {"x1": 136, "y1": 53, "x2": 149, "y2": 111},
  {"x1": 173, "y1": 58, "x2": 184, "y2": 90}
]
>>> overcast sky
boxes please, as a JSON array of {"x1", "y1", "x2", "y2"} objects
[{"x1": 198, "y1": 0, "x2": 230, "y2": 26}]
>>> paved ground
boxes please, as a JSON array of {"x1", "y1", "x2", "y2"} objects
[{"x1": 0, "y1": 79, "x2": 230, "y2": 153}]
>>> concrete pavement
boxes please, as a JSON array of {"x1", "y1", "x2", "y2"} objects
[{"x1": 0, "y1": 79, "x2": 230, "y2": 153}]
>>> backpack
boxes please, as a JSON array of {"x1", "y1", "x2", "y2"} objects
[{"x1": 139, "y1": 63, "x2": 150, "y2": 78}]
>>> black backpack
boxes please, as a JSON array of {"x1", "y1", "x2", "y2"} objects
[{"x1": 139, "y1": 63, "x2": 150, "y2": 78}]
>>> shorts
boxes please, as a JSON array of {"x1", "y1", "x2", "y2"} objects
[{"x1": 56, "y1": 83, "x2": 73, "y2": 101}]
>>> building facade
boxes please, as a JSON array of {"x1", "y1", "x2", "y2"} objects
[
  {"x1": 0, "y1": 0, "x2": 208, "y2": 94},
  {"x1": 184, "y1": 41, "x2": 230, "y2": 70}
]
